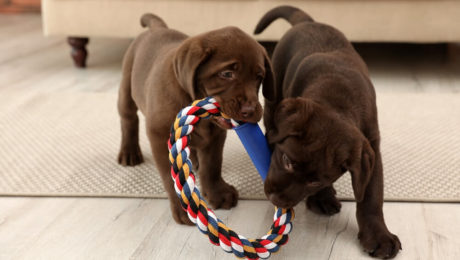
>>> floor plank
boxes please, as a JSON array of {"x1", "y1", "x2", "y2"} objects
[{"x1": 0, "y1": 198, "x2": 459, "y2": 259}]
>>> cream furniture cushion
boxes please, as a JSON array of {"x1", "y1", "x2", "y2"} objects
[{"x1": 42, "y1": 0, "x2": 460, "y2": 42}]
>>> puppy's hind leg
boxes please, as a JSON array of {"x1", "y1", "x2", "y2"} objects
[{"x1": 117, "y1": 63, "x2": 143, "y2": 166}]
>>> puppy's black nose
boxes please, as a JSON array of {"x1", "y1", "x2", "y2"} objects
[{"x1": 241, "y1": 104, "x2": 255, "y2": 118}]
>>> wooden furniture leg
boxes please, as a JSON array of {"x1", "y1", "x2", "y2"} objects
[{"x1": 67, "y1": 37, "x2": 89, "y2": 68}]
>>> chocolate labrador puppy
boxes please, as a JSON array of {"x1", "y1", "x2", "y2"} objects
[
  {"x1": 118, "y1": 13, "x2": 273, "y2": 225},
  {"x1": 255, "y1": 6, "x2": 401, "y2": 258}
]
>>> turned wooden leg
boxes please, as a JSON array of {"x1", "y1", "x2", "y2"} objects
[{"x1": 67, "y1": 37, "x2": 89, "y2": 68}]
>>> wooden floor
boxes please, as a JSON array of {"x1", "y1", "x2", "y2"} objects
[{"x1": 1, "y1": 14, "x2": 459, "y2": 260}]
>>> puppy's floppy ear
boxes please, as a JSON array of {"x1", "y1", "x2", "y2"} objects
[
  {"x1": 266, "y1": 128, "x2": 284, "y2": 146},
  {"x1": 173, "y1": 38, "x2": 212, "y2": 100},
  {"x1": 266, "y1": 98, "x2": 312, "y2": 144},
  {"x1": 261, "y1": 48, "x2": 276, "y2": 102},
  {"x1": 345, "y1": 138, "x2": 375, "y2": 202}
]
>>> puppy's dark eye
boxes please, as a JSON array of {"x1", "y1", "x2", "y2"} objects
[
  {"x1": 257, "y1": 73, "x2": 264, "y2": 82},
  {"x1": 219, "y1": 70, "x2": 234, "y2": 79},
  {"x1": 282, "y1": 153, "x2": 295, "y2": 173}
]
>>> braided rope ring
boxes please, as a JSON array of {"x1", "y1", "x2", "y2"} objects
[{"x1": 167, "y1": 96, "x2": 295, "y2": 259}]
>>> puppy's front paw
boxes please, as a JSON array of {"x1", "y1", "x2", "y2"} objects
[
  {"x1": 202, "y1": 181, "x2": 238, "y2": 209},
  {"x1": 306, "y1": 190, "x2": 342, "y2": 215},
  {"x1": 359, "y1": 228, "x2": 402, "y2": 259},
  {"x1": 171, "y1": 203, "x2": 194, "y2": 226},
  {"x1": 117, "y1": 145, "x2": 143, "y2": 166}
]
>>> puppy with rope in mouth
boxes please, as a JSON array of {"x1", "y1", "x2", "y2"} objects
[
  {"x1": 255, "y1": 6, "x2": 401, "y2": 259},
  {"x1": 117, "y1": 13, "x2": 274, "y2": 225}
]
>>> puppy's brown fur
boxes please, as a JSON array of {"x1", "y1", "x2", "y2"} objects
[
  {"x1": 118, "y1": 14, "x2": 273, "y2": 225},
  {"x1": 255, "y1": 6, "x2": 401, "y2": 258}
]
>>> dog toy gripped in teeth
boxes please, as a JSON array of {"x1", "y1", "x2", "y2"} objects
[{"x1": 168, "y1": 96, "x2": 294, "y2": 259}]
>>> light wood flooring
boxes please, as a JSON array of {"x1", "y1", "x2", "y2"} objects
[{"x1": 1, "y1": 14, "x2": 459, "y2": 260}]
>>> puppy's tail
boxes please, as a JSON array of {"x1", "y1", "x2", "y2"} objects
[
  {"x1": 140, "y1": 13, "x2": 168, "y2": 29},
  {"x1": 254, "y1": 6, "x2": 313, "y2": 34}
]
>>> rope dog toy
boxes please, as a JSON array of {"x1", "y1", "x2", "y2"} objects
[{"x1": 168, "y1": 97, "x2": 295, "y2": 259}]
